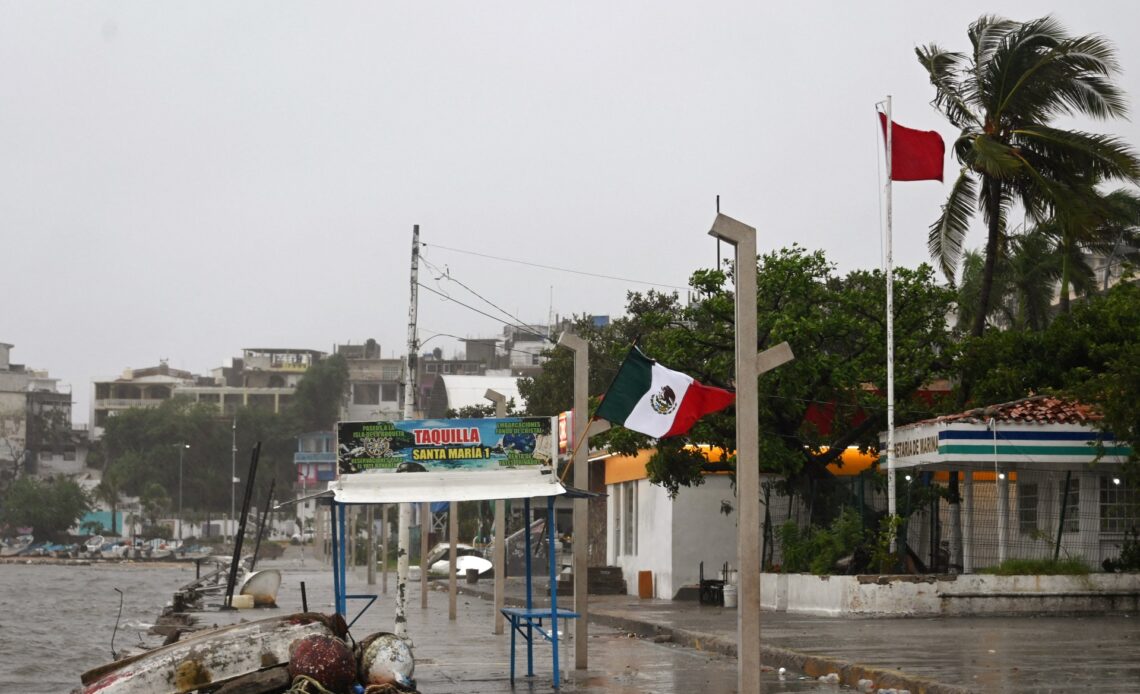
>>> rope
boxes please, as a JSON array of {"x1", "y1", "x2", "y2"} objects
[
  {"x1": 364, "y1": 684, "x2": 420, "y2": 694},
  {"x1": 286, "y1": 675, "x2": 338, "y2": 694},
  {"x1": 558, "y1": 419, "x2": 596, "y2": 484}
]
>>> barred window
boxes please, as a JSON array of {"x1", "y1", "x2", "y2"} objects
[
  {"x1": 1060, "y1": 478, "x2": 1080, "y2": 533},
  {"x1": 622, "y1": 483, "x2": 638, "y2": 556},
  {"x1": 1100, "y1": 476, "x2": 1140, "y2": 533},
  {"x1": 1018, "y1": 483, "x2": 1038, "y2": 535}
]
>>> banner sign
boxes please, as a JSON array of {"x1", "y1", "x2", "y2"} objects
[{"x1": 336, "y1": 417, "x2": 555, "y2": 475}]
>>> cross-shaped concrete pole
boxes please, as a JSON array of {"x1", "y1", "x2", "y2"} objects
[
  {"x1": 485, "y1": 388, "x2": 508, "y2": 635},
  {"x1": 709, "y1": 213, "x2": 794, "y2": 693}
]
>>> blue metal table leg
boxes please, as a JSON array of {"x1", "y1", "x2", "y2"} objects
[
  {"x1": 524, "y1": 498, "x2": 534, "y2": 678},
  {"x1": 548, "y1": 495, "x2": 560, "y2": 689},
  {"x1": 509, "y1": 616, "x2": 516, "y2": 684}
]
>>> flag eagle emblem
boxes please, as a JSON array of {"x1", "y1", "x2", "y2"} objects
[{"x1": 650, "y1": 386, "x2": 678, "y2": 415}]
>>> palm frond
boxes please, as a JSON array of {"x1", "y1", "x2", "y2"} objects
[
  {"x1": 915, "y1": 44, "x2": 979, "y2": 129},
  {"x1": 971, "y1": 133, "x2": 1023, "y2": 178},
  {"x1": 1015, "y1": 126, "x2": 1140, "y2": 182},
  {"x1": 928, "y1": 170, "x2": 977, "y2": 281}
]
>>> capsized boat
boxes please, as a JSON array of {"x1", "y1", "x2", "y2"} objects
[{"x1": 77, "y1": 612, "x2": 345, "y2": 694}]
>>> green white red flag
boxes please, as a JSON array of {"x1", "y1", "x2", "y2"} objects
[{"x1": 595, "y1": 346, "x2": 734, "y2": 438}]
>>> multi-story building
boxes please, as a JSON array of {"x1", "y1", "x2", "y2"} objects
[
  {"x1": 337, "y1": 340, "x2": 404, "y2": 422},
  {"x1": 91, "y1": 362, "x2": 200, "y2": 436},
  {"x1": 175, "y1": 347, "x2": 326, "y2": 416},
  {"x1": 0, "y1": 343, "x2": 86, "y2": 479}
]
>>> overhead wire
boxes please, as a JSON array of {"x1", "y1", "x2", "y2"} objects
[
  {"x1": 419, "y1": 255, "x2": 549, "y2": 342},
  {"x1": 421, "y1": 241, "x2": 689, "y2": 291}
]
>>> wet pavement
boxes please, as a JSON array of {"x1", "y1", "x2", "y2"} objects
[
  {"x1": 255, "y1": 549, "x2": 1140, "y2": 693},
  {"x1": 259, "y1": 552, "x2": 845, "y2": 693}
]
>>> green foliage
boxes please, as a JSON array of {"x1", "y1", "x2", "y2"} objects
[
  {"x1": 869, "y1": 514, "x2": 903, "y2": 574},
  {"x1": 1103, "y1": 528, "x2": 1140, "y2": 572},
  {"x1": 979, "y1": 558, "x2": 1089, "y2": 576},
  {"x1": 0, "y1": 475, "x2": 91, "y2": 540},
  {"x1": 777, "y1": 508, "x2": 864, "y2": 575},
  {"x1": 139, "y1": 482, "x2": 171, "y2": 526},
  {"x1": 288, "y1": 353, "x2": 349, "y2": 431},
  {"x1": 520, "y1": 247, "x2": 956, "y2": 508},
  {"x1": 917, "y1": 16, "x2": 1139, "y2": 337},
  {"x1": 956, "y1": 282, "x2": 1140, "y2": 465},
  {"x1": 95, "y1": 354, "x2": 352, "y2": 515}
]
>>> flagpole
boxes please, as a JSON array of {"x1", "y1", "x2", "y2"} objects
[{"x1": 885, "y1": 95, "x2": 898, "y2": 550}]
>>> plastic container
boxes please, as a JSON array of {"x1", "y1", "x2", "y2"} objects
[
  {"x1": 722, "y1": 583, "x2": 738, "y2": 608},
  {"x1": 637, "y1": 570, "x2": 653, "y2": 599},
  {"x1": 227, "y1": 594, "x2": 255, "y2": 609}
]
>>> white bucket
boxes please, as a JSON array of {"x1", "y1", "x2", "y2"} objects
[
  {"x1": 722, "y1": 583, "x2": 738, "y2": 608},
  {"x1": 227, "y1": 594, "x2": 255, "y2": 609}
]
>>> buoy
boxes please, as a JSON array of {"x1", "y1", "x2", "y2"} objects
[
  {"x1": 289, "y1": 634, "x2": 356, "y2": 692},
  {"x1": 357, "y1": 632, "x2": 415, "y2": 689}
]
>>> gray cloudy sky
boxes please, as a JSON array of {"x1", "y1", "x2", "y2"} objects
[{"x1": 3, "y1": 2, "x2": 1138, "y2": 423}]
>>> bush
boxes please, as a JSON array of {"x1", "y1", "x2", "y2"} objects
[
  {"x1": 978, "y1": 558, "x2": 1089, "y2": 575},
  {"x1": 779, "y1": 508, "x2": 864, "y2": 575}
]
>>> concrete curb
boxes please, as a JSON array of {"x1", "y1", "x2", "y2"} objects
[{"x1": 455, "y1": 584, "x2": 974, "y2": 694}]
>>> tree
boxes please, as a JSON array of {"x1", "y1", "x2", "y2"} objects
[
  {"x1": 139, "y1": 482, "x2": 171, "y2": 530},
  {"x1": 1050, "y1": 188, "x2": 1140, "y2": 312},
  {"x1": 917, "y1": 15, "x2": 1139, "y2": 337},
  {"x1": 0, "y1": 476, "x2": 91, "y2": 540},
  {"x1": 288, "y1": 353, "x2": 349, "y2": 431},
  {"x1": 520, "y1": 248, "x2": 958, "y2": 517},
  {"x1": 956, "y1": 282, "x2": 1140, "y2": 466}
]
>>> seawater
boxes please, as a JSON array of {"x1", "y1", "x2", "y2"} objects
[{"x1": 0, "y1": 562, "x2": 200, "y2": 693}]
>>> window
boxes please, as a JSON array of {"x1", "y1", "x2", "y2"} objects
[
  {"x1": 613, "y1": 485, "x2": 622, "y2": 556},
  {"x1": 1018, "y1": 483, "x2": 1038, "y2": 535},
  {"x1": 353, "y1": 384, "x2": 380, "y2": 405},
  {"x1": 381, "y1": 383, "x2": 397, "y2": 402},
  {"x1": 426, "y1": 363, "x2": 438, "y2": 374},
  {"x1": 1060, "y1": 478, "x2": 1080, "y2": 533},
  {"x1": 1100, "y1": 476, "x2": 1140, "y2": 533},
  {"x1": 622, "y1": 482, "x2": 637, "y2": 556}
]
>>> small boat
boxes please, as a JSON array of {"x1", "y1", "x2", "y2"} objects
[
  {"x1": 85, "y1": 536, "x2": 107, "y2": 555},
  {"x1": 77, "y1": 612, "x2": 344, "y2": 694},
  {"x1": 0, "y1": 535, "x2": 33, "y2": 557},
  {"x1": 240, "y1": 569, "x2": 282, "y2": 607}
]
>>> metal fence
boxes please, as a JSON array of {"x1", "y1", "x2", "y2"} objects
[{"x1": 761, "y1": 469, "x2": 1139, "y2": 574}]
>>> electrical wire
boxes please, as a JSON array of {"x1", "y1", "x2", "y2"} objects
[
  {"x1": 422, "y1": 241, "x2": 689, "y2": 291},
  {"x1": 420, "y1": 255, "x2": 548, "y2": 341},
  {"x1": 417, "y1": 282, "x2": 554, "y2": 343}
]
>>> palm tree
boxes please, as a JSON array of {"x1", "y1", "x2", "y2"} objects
[
  {"x1": 917, "y1": 15, "x2": 1140, "y2": 336},
  {"x1": 1052, "y1": 188, "x2": 1140, "y2": 311}
]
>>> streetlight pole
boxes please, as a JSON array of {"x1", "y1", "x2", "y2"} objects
[
  {"x1": 231, "y1": 417, "x2": 237, "y2": 544},
  {"x1": 175, "y1": 443, "x2": 190, "y2": 540}
]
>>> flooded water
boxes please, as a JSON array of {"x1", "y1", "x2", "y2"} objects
[{"x1": 1, "y1": 558, "x2": 843, "y2": 693}]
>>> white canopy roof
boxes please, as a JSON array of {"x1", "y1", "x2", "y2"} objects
[
  {"x1": 327, "y1": 469, "x2": 564, "y2": 504},
  {"x1": 437, "y1": 375, "x2": 523, "y2": 411}
]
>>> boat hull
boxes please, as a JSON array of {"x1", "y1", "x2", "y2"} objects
[{"x1": 79, "y1": 612, "x2": 342, "y2": 694}]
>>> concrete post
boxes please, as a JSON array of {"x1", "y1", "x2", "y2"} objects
[
  {"x1": 997, "y1": 469, "x2": 1009, "y2": 564},
  {"x1": 709, "y1": 213, "x2": 762, "y2": 694},
  {"x1": 963, "y1": 472, "x2": 974, "y2": 574},
  {"x1": 420, "y1": 502, "x2": 430, "y2": 609},
  {"x1": 557, "y1": 332, "x2": 590, "y2": 670},
  {"x1": 449, "y1": 501, "x2": 459, "y2": 620},
  {"x1": 367, "y1": 505, "x2": 376, "y2": 585},
  {"x1": 381, "y1": 504, "x2": 389, "y2": 592},
  {"x1": 485, "y1": 389, "x2": 508, "y2": 635}
]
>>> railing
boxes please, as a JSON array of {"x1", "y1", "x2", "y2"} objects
[{"x1": 95, "y1": 399, "x2": 165, "y2": 408}]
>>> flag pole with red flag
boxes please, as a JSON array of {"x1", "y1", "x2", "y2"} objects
[{"x1": 877, "y1": 95, "x2": 944, "y2": 548}]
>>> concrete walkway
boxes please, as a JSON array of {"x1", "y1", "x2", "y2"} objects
[
  {"x1": 263, "y1": 549, "x2": 1140, "y2": 693},
  {"x1": 457, "y1": 574, "x2": 1140, "y2": 694}
]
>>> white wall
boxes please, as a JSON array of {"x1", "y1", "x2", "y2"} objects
[{"x1": 670, "y1": 475, "x2": 738, "y2": 598}]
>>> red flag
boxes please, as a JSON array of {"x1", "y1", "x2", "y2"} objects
[{"x1": 879, "y1": 113, "x2": 944, "y2": 182}]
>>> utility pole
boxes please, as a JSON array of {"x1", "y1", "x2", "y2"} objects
[
  {"x1": 396, "y1": 224, "x2": 420, "y2": 641},
  {"x1": 231, "y1": 417, "x2": 237, "y2": 544}
]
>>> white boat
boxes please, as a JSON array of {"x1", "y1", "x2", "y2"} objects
[
  {"x1": 0, "y1": 535, "x2": 33, "y2": 557},
  {"x1": 84, "y1": 536, "x2": 106, "y2": 554},
  {"x1": 78, "y1": 612, "x2": 341, "y2": 694},
  {"x1": 240, "y1": 569, "x2": 282, "y2": 607}
]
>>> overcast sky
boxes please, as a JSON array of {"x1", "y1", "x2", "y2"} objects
[{"x1": 3, "y1": 2, "x2": 1138, "y2": 424}]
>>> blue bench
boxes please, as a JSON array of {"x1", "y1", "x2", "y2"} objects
[{"x1": 501, "y1": 606, "x2": 580, "y2": 688}]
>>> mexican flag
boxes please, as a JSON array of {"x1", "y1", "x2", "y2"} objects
[{"x1": 595, "y1": 346, "x2": 734, "y2": 438}]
